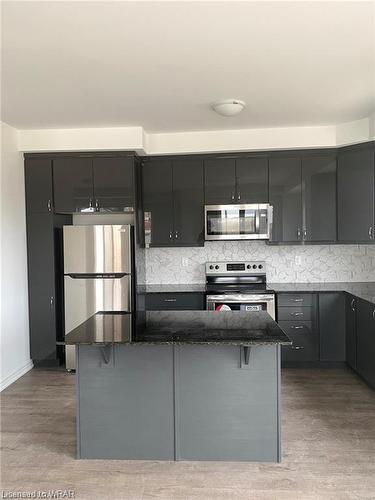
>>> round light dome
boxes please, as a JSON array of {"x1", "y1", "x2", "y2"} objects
[{"x1": 211, "y1": 99, "x2": 246, "y2": 117}]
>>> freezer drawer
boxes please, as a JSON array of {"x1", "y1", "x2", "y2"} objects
[
  {"x1": 63, "y1": 225, "x2": 132, "y2": 274},
  {"x1": 64, "y1": 275, "x2": 132, "y2": 335}
]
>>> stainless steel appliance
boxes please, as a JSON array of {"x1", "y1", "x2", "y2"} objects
[
  {"x1": 205, "y1": 204, "x2": 272, "y2": 241},
  {"x1": 205, "y1": 261, "x2": 275, "y2": 320},
  {"x1": 63, "y1": 225, "x2": 133, "y2": 369}
]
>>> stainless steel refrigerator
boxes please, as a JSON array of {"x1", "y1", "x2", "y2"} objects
[{"x1": 63, "y1": 224, "x2": 133, "y2": 370}]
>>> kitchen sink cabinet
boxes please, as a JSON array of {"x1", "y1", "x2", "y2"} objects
[
  {"x1": 142, "y1": 157, "x2": 204, "y2": 247},
  {"x1": 25, "y1": 158, "x2": 54, "y2": 213},
  {"x1": 269, "y1": 158, "x2": 302, "y2": 243},
  {"x1": 356, "y1": 298, "x2": 375, "y2": 389},
  {"x1": 337, "y1": 146, "x2": 374, "y2": 242}
]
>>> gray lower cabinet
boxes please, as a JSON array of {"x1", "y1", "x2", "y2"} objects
[
  {"x1": 145, "y1": 292, "x2": 205, "y2": 311},
  {"x1": 346, "y1": 294, "x2": 357, "y2": 370},
  {"x1": 279, "y1": 321, "x2": 318, "y2": 362},
  {"x1": 174, "y1": 345, "x2": 280, "y2": 461},
  {"x1": 356, "y1": 299, "x2": 375, "y2": 390},
  {"x1": 319, "y1": 293, "x2": 346, "y2": 362},
  {"x1": 337, "y1": 147, "x2": 374, "y2": 242},
  {"x1": 77, "y1": 345, "x2": 175, "y2": 460}
]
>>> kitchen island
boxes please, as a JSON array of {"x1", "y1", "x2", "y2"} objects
[{"x1": 66, "y1": 311, "x2": 291, "y2": 462}]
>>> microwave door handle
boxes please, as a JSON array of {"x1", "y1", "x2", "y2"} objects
[{"x1": 255, "y1": 207, "x2": 260, "y2": 234}]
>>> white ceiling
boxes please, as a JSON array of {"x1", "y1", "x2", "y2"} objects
[{"x1": 2, "y1": 1, "x2": 375, "y2": 132}]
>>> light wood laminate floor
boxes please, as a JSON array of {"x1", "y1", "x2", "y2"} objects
[{"x1": 1, "y1": 368, "x2": 375, "y2": 500}]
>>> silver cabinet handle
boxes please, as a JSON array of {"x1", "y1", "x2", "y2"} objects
[
  {"x1": 95, "y1": 199, "x2": 99, "y2": 211},
  {"x1": 291, "y1": 346, "x2": 304, "y2": 350},
  {"x1": 291, "y1": 312, "x2": 304, "y2": 316},
  {"x1": 47, "y1": 199, "x2": 52, "y2": 212},
  {"x1": 231, "y1": 191, "x2": 235, "y2": 201},
  {"x1": 169, "y1": 231, "x2": 172, "y2": 239},
  {"x1": 237, "y1": 191, "x2": 241, "y2": 201},
  {"x1": 175, "y1": 230, "x2": 178, "y2": 239},
  {"x1": 50, "y1": 296, "x2": 54, "y2": 306},
  {"x1": 291, "y1": 325, "x2": 304, "y2": 330},
  {"x1": 303, "y1": 228, "x2": 307, "y2": 239},
  {"x1": 351, "y1": 298, "x2": 355, "y2": 312},
  {"x1": 164, "y1": 298, "x2": 177, "y2": 302},
  {"x1": 369, "y1": 226, "x2": 373, "y2": 239},
  {"x1": 373, "y1": 309, "x2": 375, "y2": 321},
  {"x1": 291, "y1": 298, "x2": 303, "y2": 303},
  {"x1": 89, "y1": 198, "x2": 93, "y2": 208},
  {"x1": 297, "y1": 227, "x2": 301, "y2": 239}
]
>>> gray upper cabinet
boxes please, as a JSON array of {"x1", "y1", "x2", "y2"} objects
[
  {"x1": 172, "y1": 158, "x2": 204, "y2": 246},
  {"x1": 53, "y1": 158, "x2": 93, "y2": 213},
  {"x1": 143, "y1": 159, "x2": 174, "y2": 247},
  {"x1": 302, "y1": 155, "x2": 337, "y2": 242},
  {"x1": 235, "y1": 157, "x2": 268, "y2": 203},
  {"x1": 25, "y1": 158, "x2": 53, "y2": 213},
  {"x1": 337, "y1": 147, "x2": 374, "y2": 242},
  {"x1": 93, "y1": 157, "x2": 134, "y2": 213},
  {"x1": 143, "y1": 158, "x2": 204, "y2": 247},
  {"x1": 204, "y1": 158, "x2": 236, "y2": 204},
  {"x1": 269, "y1": 157, "x2": 302, "y2": 242}
]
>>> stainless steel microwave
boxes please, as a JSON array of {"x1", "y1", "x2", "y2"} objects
[{"x1": 205, "y1": 204, "x2": 273, "y2": 241}]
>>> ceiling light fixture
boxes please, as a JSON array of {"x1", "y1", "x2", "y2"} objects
[{"x1": 211, "y1": 99, "x2": 246, "y2": 117}]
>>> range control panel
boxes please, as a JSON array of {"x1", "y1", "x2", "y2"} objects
[{"x1": 205, "y1": 261, "x2": 266, "y2": 275}]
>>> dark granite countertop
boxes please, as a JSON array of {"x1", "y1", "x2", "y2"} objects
[
  {"x1": 269, "y1": 282, "x2": 375, "y2": 304},
  {"x1": 140, "y1": 282, "x2": 375, "y2": 305},
  {"x1": 65, "y1": 311, "x2": 291, "y2": 346},
  {"x1": 139, "y1": 284, "x2": 206, "y2": 293}
]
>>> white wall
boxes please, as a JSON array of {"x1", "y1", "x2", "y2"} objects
[
  {"x1": 17, "y1": 116, "x2": 375, "y2": 155},
  {"x1": 0, "y1": 122, "x2": 33, "y2": 391}
]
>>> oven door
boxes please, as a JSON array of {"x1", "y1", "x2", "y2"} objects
[
  {"x1": 206, "y1": 293, "x2": 275, "y2": 320},
  {"x1": 205, "y1": 204, "x2": 272, "y2": 240}
]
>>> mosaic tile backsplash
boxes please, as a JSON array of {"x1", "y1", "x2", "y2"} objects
[{"x1": 145, "y1": 242, "x2": 375, "y2": 284}]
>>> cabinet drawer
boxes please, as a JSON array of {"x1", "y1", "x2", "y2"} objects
[
  {"x1": 277, "y1": 293, "x2": 314, "y2": 307},
  {"x1": 279, "y1": 321, "x2": 319, "y2": 362},
  {"x1": 277, "y1": 306, "x2": 313, "y2": 321},
  {"x1": 145, "y1": 292, "x2": 205, "y2": 311}
]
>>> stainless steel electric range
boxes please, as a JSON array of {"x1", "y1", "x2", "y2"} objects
[{"x1": 205, "y1": 261, "x2": 275, "y2": 320}]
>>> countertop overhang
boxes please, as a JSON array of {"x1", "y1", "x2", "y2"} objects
[{"x1": 65, "y1": 310, "x2": 292, "y2": 346}]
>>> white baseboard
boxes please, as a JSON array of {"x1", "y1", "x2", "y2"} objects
[{"x1": 0, "y1": 360, "x2": 34, "y2": 391}]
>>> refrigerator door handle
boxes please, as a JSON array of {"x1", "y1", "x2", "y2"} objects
[{"x1": 66, "y1": 273, "x2": 129, "y2": 279}]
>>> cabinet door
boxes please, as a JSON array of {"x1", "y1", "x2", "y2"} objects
[
  {"x1": 302, "y1": 155, "x2": 337, "y2": 242},
  {"x1": 93, "y1": 157, "x2": 134, "y2": 212},
  {"x1": 269, "y1": 158, "x2": 302, "y2": 242},
  {"x1": 142, "y1": 159, "x2": 174, "y2": 247},
  {"x1": 173, "y1": 158, "x2": 204, "y2": 246},
  {"x1": 279, "y1": 321, "x2": 318, "y2": 362},
  {"x1": 338, "y1": 148, "x2": 374, "y2": 242},
  {"x1": 235, "y1": 157, "x2": 268, "y2": 203},
  {"x1": 25, "y1": 158, "x2": 54, "y2": 213},
  {"x1": 26, "y1": 213, "x2": 56, "y2": 361},
  {"x1": 53, "y1": 158, "x2": 93, "y2": 213},
  {"x1": 145, "y1": 293, "x2": 205, "y2": 311},
  {"x1": 357, "y1": 299, "x2": 375, "y2": 389},
  {"x1": 204, "y1": 158, "x2": 236, "y2": 204},
  {"x1": 346, "y1": 294, "x2": 357, "y2": 370},
  {"x1": 319, "y1": 293, "x2": 346, "y2": 362}
]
